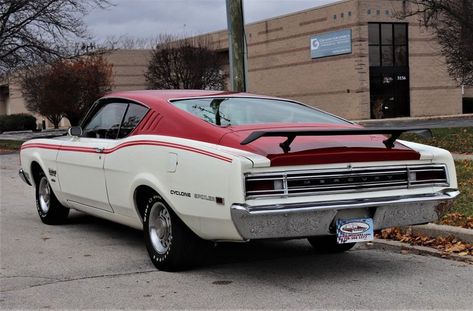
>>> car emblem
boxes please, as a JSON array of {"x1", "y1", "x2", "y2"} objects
[{"x1": 339, "y1": 222, "x2": 370, "y2": 234}]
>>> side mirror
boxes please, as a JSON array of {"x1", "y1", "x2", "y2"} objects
[{"x1": 68, "y1": 126, "x2": 83, "y2": 137}]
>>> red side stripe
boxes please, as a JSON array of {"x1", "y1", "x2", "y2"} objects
[
  {"x1": 21, "y1": 144, "x2": 60, "y2": 151},
  {"x1": 21, "y1": 140, "x2": 233, "y2": 163},
  {"x1": 105, "y1": 140, "x2": 233, "y2": 162}
]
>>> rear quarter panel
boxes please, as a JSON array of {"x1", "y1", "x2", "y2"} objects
[{"x1": 104, "y1": 135, "x2": 255, "y2": 240}]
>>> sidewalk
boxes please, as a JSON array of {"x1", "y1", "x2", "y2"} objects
[
  {"x1": 0, "y1": 129, "x2": 66, "y2": 141},
  {"x1": 452, "y1": 153, "x2": 473, "y2": 160},
  {"x1": 358, "y1": 114, "x2": 473, "y2": 128}
]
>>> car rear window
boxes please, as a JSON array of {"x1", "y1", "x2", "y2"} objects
[{"x1": 170, "y1": 97, "x2": 348, "y2": 126}]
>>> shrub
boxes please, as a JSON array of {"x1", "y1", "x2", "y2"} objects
[{"x1": 0, "y1": 114, "x2": 37, "y2": 133}]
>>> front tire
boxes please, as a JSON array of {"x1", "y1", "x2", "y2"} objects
[
  {"x1": 35, "y1": 171, "x2": 69, "y2": 225},
  {"x1": 143, "y1": 194, "x2": 208, "y2": 271},
  {"x1": 308, "y1": 235, "x2": 356, "y2": 253}
]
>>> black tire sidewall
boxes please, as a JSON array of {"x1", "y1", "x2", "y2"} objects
[
  {"x1": 143, "y1": 194, "x2": 175, "y2": 269},
  {"x1": 34, "y1": 170, "x2": 69, "y2": 224},
  {"x1": 35, "y1": 172, "x2": 50, "y2": 219}
]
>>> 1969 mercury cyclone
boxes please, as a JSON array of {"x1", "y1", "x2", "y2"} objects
[{"x1": 19, "y1": 90, "x2": 459, "y2": 271}]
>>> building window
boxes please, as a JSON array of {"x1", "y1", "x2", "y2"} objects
[
  {"x1": 368, "y1": 23, "x2": 410, "y2": 118},
  {"x1": 348, "y1": 11, "x2": 352, "y2": 16},
  {"x1": 367, "y1": 9, "x2": 371, "y2": 15},
  {"x1": 368, "y1": 23, "x2": 408, "y2": 67}
]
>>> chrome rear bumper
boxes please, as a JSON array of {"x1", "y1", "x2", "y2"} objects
[
  {"x1": 230, "y1": 190, "x2": 459, "y2": 240},
  {"x1": 19, "y1": 169, "x2": 32, "y2": 186}
]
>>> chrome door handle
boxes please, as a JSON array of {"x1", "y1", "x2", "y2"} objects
[{"x1": 95, "y1": 147, "x2": 105, "y2": 153}]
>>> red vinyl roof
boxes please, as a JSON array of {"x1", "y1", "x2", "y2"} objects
[{"x1": 102, "y1": 89, "x2": 274, "y2": 109}]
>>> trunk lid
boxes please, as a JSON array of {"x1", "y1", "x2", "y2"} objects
[{"x1": 219, "y1": 123, "x2": 420, "y2": 166}]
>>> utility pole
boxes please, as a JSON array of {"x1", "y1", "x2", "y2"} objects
[{"x1": 226, "y1": 0, "x2": 247, "y2": 92}]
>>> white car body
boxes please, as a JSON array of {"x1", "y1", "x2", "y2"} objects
[
  {"x1": 18, "y1": 91, "x2": 459, "y2": 269},
  {"x1": 19, "y1": 134, "x2": 458, "y2": 241}
]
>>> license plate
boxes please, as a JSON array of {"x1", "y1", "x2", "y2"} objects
[{"x1": 336, "y1": 218, "x2": 374, "y2": 244}]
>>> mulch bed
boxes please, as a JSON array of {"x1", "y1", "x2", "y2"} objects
[{"x1": 440, "y1": 212, "x2": 473, "y2": 229}]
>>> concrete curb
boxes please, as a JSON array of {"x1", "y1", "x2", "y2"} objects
[
  {"x1": 364, "y1": 239, "x2": 473, "y2": 264},
  {"x1": 409, "y1": 223, "x2": 473, "y2": 244}
]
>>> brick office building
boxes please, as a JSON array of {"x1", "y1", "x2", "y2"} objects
[
  {"x1": 0, "y1": 0, "x2": 470, "y2": 128},
  {"x1": 0, "y1": 50, "x2": 152, "y2": 128},
  {"x1": 200, "y1": 0, "x2": 467, "y2": 119}
]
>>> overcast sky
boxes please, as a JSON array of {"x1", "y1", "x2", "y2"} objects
[{"x1": 85, "y1": 0, "x2": 338, "y2": 41}]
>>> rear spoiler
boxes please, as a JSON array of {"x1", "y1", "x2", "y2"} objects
[{"x1": 240, "y1": 128, "x2": 432, "y2": 153}]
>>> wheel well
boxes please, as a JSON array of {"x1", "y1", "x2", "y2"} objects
[
  {"x1": 31, "y1": 162, "x2": 43, "y2": 185},
  {"x1": 134, "y1": 185, "x2": 157, "y2": 221}
]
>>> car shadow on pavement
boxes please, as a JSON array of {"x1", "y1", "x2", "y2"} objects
[
  {"x1": 63, "y1": 211, "x2": 144, "y2": 240},
  {"x1": 62, "y1": 211, "x2": 397, "y2": 276}
]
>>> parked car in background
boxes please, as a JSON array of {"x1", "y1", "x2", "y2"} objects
[{"x1": 19, "y1": 90, "x2": 459, "y2": 271}]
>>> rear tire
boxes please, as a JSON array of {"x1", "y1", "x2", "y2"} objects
[
  {"x1": 143, "y1": 193, "x2": 208, "y2": 271},
  {"x1": 308, "y1": 235, "x2": 356, "y2": 253},
  {"x1": 35, "y1": 170, "x2": 69, "y2": 225}
]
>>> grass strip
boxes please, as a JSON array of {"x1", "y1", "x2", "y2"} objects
[
  {"x1": 0, "y1": 140, "x2": 23, "y2": 152},
  {"x1": 401, "y1": 127, "x2": 473, "y2": 154}
]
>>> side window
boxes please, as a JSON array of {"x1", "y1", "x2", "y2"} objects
[
  {"x1": 82, "y1": 103, "x2": 128, "y2": 139},
  {"x1": 117, "y1": 103, "x2": 148, "y2": 138}
]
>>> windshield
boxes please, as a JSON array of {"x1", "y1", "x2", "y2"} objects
[{"x1": 170, "y1": 97, "x2": 348, "y2": 126}]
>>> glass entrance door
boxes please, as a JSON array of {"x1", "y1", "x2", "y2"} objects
[{"x1": 370, "y1": 69, "x2": 410, "y2": 118}]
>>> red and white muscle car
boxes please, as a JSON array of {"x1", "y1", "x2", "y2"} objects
[{"x1": 19, "y1": 90, "x2": 459, "y2": 270}]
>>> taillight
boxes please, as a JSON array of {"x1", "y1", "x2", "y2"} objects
[
  {"x1": 245, "y1": 177, "x2": 285, "y2": 196},
  {"x1": 408, "y1": 166, "x2": 448, "y2": 186},
  {"x1": 246, "y1": 180, "x2": 274, "y2": 192}
]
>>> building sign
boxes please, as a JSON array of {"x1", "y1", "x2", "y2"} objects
[{"x1": 310, "y1": 29, "x2": 352, "y2": 59}]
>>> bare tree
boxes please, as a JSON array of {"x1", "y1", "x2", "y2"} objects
[
  {"x1": 62, "y1": 55, "x2": 114, "y2": 125},
  {"x1": 396, "y1": 0, "x2": 473, "y2": 85},
  {"x1": 0, "y1": 0, "x2": 111, "y2": 75},
  {"x1": 145, "y1": 35, "x2": 227, "y2": 90},
  {"x1": 104, "y1": 35, "x2": 160, "y2": 50},
  {"x1": 20, "y1": 55, "x2": 113, "y2": 127}
]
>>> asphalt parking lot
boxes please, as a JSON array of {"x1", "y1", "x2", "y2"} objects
[{"x1": 1, "y1": 152, "x2": 473, "y2": 309}]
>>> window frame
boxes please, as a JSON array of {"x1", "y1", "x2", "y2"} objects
[
  {"x1": 116, "y1": 101, "x2": 150, "y2": 139},
  {"x1": 80, "y1": 98, "x2": 149, "y2": 140},
  {"x1": 368, "y1": 22, "x2": 408, "y2": 68},
  {"x1": 168, "y1": 96, "x2": 352, "y2": 126}
]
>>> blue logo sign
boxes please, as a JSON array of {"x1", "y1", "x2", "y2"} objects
[{"x1": 310, "y1": 29, "x2": 352, "y2": 59}]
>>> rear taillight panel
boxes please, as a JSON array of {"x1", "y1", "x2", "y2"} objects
[{"x1": 245, "y1": 164, "x2": 449, "y2": 199}]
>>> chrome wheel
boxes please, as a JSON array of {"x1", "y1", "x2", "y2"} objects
[
  {"x1": 148, "y1": 202, "x2": 172, "y2": 254},
  {"x1": 38, "y1": 177, "x2": 51, "y2": 214}
]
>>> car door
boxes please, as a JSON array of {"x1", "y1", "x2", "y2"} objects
[
  {"x1": 103, "y1": 102, "x2": 149, "y2": 217},
  {"x1": 56, "y1": 101, "x2": 129, "y2": 212}
]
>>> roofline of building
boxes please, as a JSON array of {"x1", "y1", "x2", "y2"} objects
[
  {"x1": 245, "y1": 0, "x2": 353, "y2": 26},
  {"x1": 194, "y1": 0, "x2": 354, "y2": 37}
]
